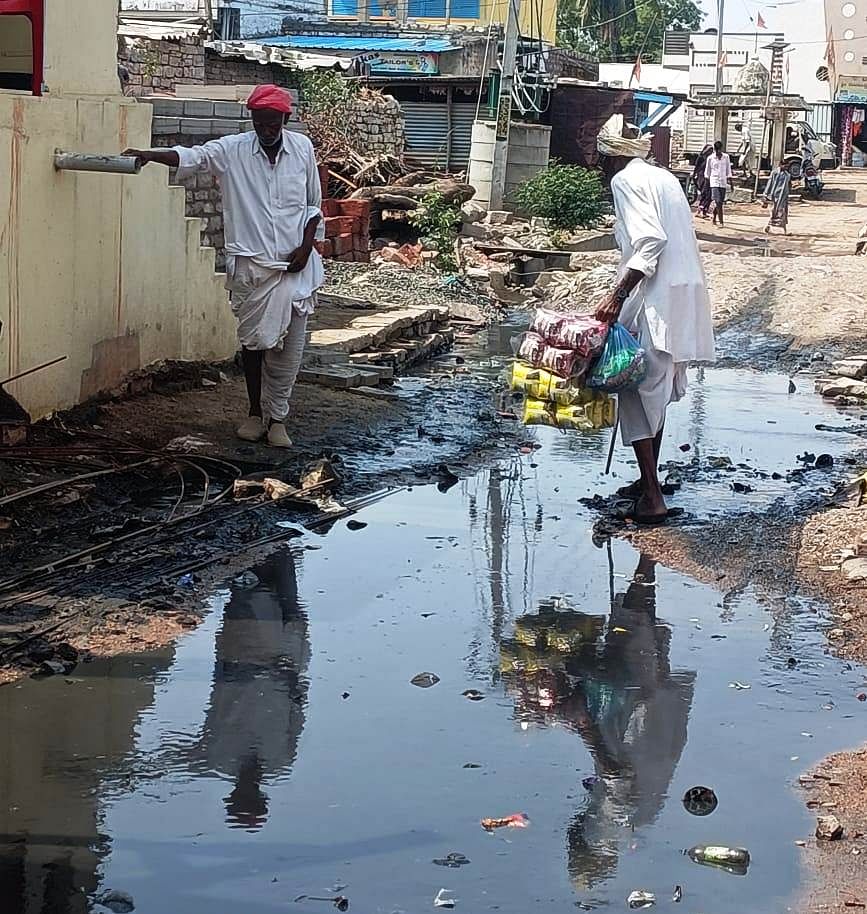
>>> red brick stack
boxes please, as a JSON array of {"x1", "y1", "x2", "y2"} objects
[{"x1": 316, "y1": 166, "x2": 371, "y2": 263}]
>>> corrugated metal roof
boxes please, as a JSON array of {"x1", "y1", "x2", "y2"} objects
[
  {"x1": 207, "y1": 40, "x2": 352, "y2": 70},
  {"x1": 255, "y1": 34, "x2": 458, "y2": 53},
  {"x1": 118, "y1": 17, "x2": 206, "y2": 40}
]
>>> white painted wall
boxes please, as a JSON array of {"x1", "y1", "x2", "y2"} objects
[{"x1": 0, "y1": 0, "x2": 236, "y2": 417}]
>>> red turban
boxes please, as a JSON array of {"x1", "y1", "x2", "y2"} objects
[{"x1": 246, "y1": 84, "x2": 293, "y2": 114}]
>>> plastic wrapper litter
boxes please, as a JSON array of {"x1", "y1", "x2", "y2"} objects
[
  {"x1": 522, "y1": 395, "x2": 615, "y2": 431},
  {"x1": 587, "y1": 322, "x2": 647, "y2": 393}
]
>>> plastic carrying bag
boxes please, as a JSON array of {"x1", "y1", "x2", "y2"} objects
[{"x1": 587, "y1": 322, "x2": 646, "y2": 393}]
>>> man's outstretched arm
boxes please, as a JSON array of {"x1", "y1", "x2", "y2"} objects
[{"x1": 122, "y1": 149, "x2": 180, "y2": 168}]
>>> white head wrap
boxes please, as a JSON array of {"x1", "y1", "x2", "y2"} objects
[{"x1": 596, "y1": 113, "x2": 652, "y2": 158}]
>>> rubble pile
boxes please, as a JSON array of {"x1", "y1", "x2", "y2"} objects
[
  {"x1": 460, "y1": 202, "x2": 616, "y2": 251},
  {"x1": 531, "y1": 262, "x2": 619, "y2": 310},
  {"x1": 816, "y1": 356, "x2": 867, "y2": 404},
  {"x1": 322, "y1": 260, "x2": 499, "y2": 323}
]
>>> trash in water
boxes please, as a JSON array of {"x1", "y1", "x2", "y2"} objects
[
  {"x1": 673, "y1": 886, "x2": 683, "y2": 904},
  {"x1": 687, "y1": 845, "x2": 750, "y2": 875},
  {"x1": 612, "y1": 626, "x2": 628, "y2": 633},
  {"x1": 411, "y1": 672, "x2": 441, "y2": 688},
  {"x1": 682, "y1": 786, "x2": 718, "y2": 817},
  {"x1": 346, "y1": 520, "x2": 367, "y2": 531},
  {"x1": 463, "y1": 763, "x2": 482, "y2": 769},
  {"x1": 729, "y1": 681, "x2": 752, "y2": 690},
  {"x1": 859, "y1": 693, "x2": 867, "y2": 702},
  {"x1": 176, "y1": 573, "x2": 196, "y2": 588},
  {"x1": 731, "y1": 482, "x2": 753, "y2": 494},
  {"x1": 815, "y1": 453, "x2": 834, "y2": 469},
  {"x1": 294, "y1": 895, "x2": 349, "y2": 911},
  {"x1": 816, "y1": 814, "x2": 844, "y2": 840},
  {"x1": 481, "y1": 812, "x2": 529, "y2": 831},
  {"x1": 95, "y1": 890, "x2": 135, "y2": 914},
  {"x1": 462, "y1": 689, "x2": 485, "y2": 701},
  {"x1": 433, "y1": 853, "x2": 470, "y2": 868},
  {"x1": 300, "y1": 458, "x2": 342, "y2": 490},
  {"x1": 434, "y1": 889, "x2": 457, "y2": 909},
  {"x1": 627, "y1": 890, "x2": 656, "y2": 908},
  {"x1": 233, "y1": 571, "x2": 259, "y2": 588}
]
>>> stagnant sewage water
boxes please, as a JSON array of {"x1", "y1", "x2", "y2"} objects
[{"x1": 2, "y1": 331, "x2": 867, "y2": 914}]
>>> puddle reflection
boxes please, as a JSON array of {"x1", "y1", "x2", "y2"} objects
[
  {"x1": 501, "y1": 555, "x2": 694, "y2": 892},
  {"x1": 200, "y1": 555, "x2": 309, "y2": 831}
]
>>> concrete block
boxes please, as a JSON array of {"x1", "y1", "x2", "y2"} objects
[
  {"x1": 152, "y1": 116, "x2": 181, "y2": 136},
  {"x1": 297, "y1": 366, "x2": 365, "y2": 388},
  {"x1": 183, "y1": 99, "x2": 215, "y2": 117},
  {"x1": 180, "y1": 118, "x2": 215, "y2": 136},
  {"x1": 214, "y1": 101, "x2": 245, "y2": 118},
  {"x1": 150, "y1": 98, "x2": 185, "y2": 116}
]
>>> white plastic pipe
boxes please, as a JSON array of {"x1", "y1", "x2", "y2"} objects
[{"x1": 54, "y1": 152, "x2": 142, "y2": 175}]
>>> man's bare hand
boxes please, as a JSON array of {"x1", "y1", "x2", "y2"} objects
[
  {"x1": 594, "y1": 292, "x2": 622, "y2": 325},
  {"x1": 123, "y1": 149, "x2": 150, "y2": 163},
  {"x1": 285, "y1": 244, "x2": 312, "y2": 273}
]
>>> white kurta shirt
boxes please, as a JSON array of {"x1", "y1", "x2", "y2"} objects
[
  {"x1": 611, "y1": 158, "x2": 715, "y2": 364},
  {"x1": 174, "y1": 129, "x2": 325, "y2": 302}
]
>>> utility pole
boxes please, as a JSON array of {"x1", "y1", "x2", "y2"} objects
[
  {"x1": 489, "y1": 0, "x2": 520, "y2": 210},
  {"x1": 715, "y1": 0, "x2": 725, "y2": 92},
  {"x1": 203, "y1": 0, "x2": 215, "y2": 40}
]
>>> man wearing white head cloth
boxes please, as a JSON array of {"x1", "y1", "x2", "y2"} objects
[{"x1": 594, "y1": 114, "x2": 715, "y2": 524}]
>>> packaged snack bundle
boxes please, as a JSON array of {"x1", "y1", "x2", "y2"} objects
[
  {"x1": 531, "y1": 309, "x2": 608, "y2": 357},
  {"x1": 516, "y1": 332, "x2": 546, "y2": 366}
]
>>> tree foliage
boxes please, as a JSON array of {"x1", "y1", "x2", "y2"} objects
[{"x1": 557, "y1": 0, "x2": 703, "y2": 62}]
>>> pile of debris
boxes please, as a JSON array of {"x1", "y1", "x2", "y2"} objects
[
  {"x1": 816, "y1": 357, "x2": 867, "y2": 403},
  {"x1": 323, "y1": 260, "x2": 499, "y2": 324},
  {"x1": 460, "y1": 202, "x2": 616, "y2": 252}
]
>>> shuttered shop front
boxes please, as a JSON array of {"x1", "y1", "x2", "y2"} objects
[{"x1": 400, "y1": 100, "x2": 476, "y2": 172}]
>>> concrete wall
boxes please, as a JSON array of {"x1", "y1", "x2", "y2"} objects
[
  {"x1": 468, "y1": 120, "x2": 552, "y2": 209},
  {"x1": 0, "y1": 93, "x2": 236, "y2": 417}
]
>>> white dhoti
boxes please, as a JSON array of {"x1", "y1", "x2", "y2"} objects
[
  {"x1": 227, "y1": 256, "x2": 315, "y2": 422},
  {"x1": 618, "y1": 300, "x2": 688, "y2": 446}
]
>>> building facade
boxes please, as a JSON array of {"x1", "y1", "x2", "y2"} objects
[
  {"x1": 824, "y1": 0, "x2": 867, "y2": 102},
  {"x1": 662, "y1": 29, "x2": 785, "y2": 96}
]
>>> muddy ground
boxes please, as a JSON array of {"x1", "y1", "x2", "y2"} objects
[{"x1": 3, "y1": 168, "x2": 867, "y2": 911}]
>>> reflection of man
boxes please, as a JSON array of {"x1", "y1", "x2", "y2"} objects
[
  {"x1": 595, "y1": 115, "x2": 715, "y2": 524},
  {"x1": 124, "y1": 85, "x2": 324, "y2": 449},
  {"x1": 195, "y1": 552, "x2": 310, "y2": 830},
  {"x1": 500, "y1": 555, "x2": 695, "y2": 892}
]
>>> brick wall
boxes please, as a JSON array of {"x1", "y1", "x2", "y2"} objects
[
  {"x1": 203, "y1": 50, "x2": 300, "y2": 88},
  {"x1": 118, "y1": 38, "x2": 302, "y2": 97},
  {"x1": 344, "y1": 89, "x2": 404, "y2": 158},
  {"x1": 118, "y1": 36, "x2": 205, "y2": 96}
]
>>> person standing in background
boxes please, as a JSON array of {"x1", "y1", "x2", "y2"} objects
[
  {"x1": 693, "y1": 143, "x2": 714, "y2": 219},
  {"x1": 705, "y1": 141, "x2": 734, "y2": 228}
]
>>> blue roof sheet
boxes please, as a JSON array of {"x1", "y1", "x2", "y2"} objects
[{"x1": 255, "y1": 34, "x2": 457, "y2": 52}]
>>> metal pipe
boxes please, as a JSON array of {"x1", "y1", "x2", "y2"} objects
[
  {"x1": 54, "y1": 152, "x2": 142, "y2": 175},
  {"x1": 1, "y1": 354, "x2": 67, "y2": 387}
]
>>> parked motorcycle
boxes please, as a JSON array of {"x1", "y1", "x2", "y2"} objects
[{"x1": 802, "y1": 155, "x2": 824, "y2": 199}]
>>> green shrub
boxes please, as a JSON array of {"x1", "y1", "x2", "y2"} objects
[
  {"x1": 408, "y1": 192, "x2": 462, "y2": 272},
  {"x1": 513, "y1": 162, "x2": 604, "y2": 232}
]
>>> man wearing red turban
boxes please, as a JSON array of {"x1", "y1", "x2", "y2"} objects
[{"x1": 124, "y1": 84, "x2": 323, "y2": 448}]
